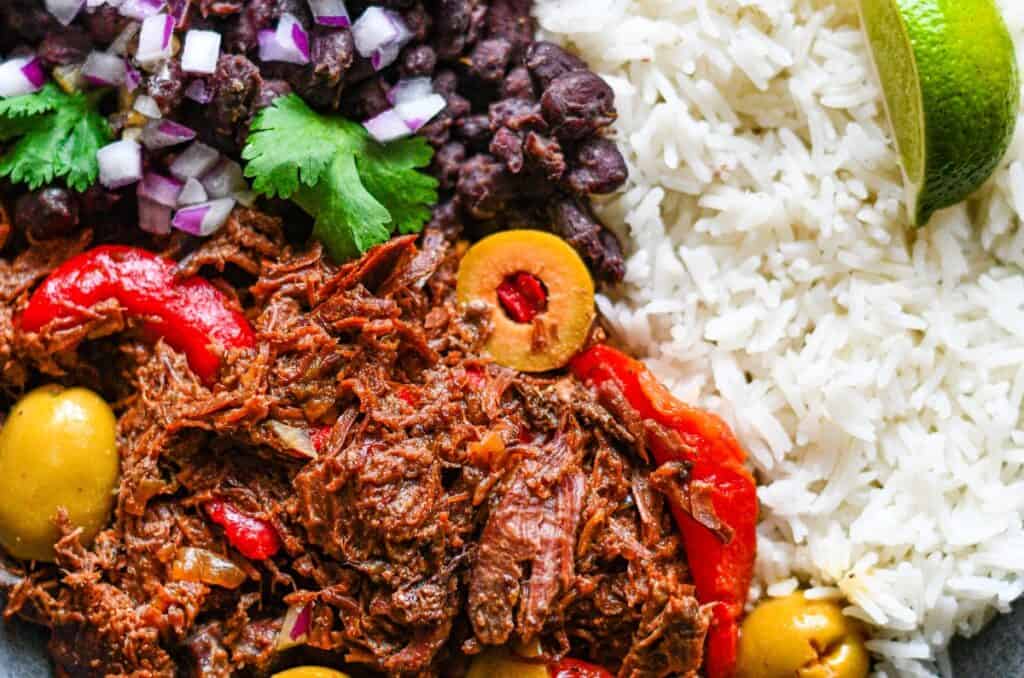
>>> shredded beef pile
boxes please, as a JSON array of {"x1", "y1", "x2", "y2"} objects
[{"x1": 0, "y1": 214, "x2": 709, "y2": 677}]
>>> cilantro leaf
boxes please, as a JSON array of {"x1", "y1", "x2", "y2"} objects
[
  {"x1": 243, "y1": 94, "x2": 439, "y2": 261},
  {"x1": 0, "y1": 84, "x2": 112, "y2": 192}
]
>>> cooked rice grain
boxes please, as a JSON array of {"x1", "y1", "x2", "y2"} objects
[{"x1": 535, "y1": 0, "x2": 1024, "y2": 675}]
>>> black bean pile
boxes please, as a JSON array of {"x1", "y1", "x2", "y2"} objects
[{"x1": 0, "y1": 0, "x2": 629, "y2": 281}]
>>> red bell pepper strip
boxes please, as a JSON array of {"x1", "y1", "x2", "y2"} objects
[
  {"x1": 205, "y1": 500, "x2": 281, "y2": 560},
  {"x1": 497, "y1": 272, "x2": 548, "y2": 323},
  {"x1": 549, "y1": 658, "x2": 614, "y2": 678},
  {"x1": 19, "y1": 245, "x2": 254, "y2": 383},
  {"x1": 571, "y1": 344, "x2": 757, "y2": 678}
]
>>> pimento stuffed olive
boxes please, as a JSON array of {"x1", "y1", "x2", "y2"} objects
[
  {"x1": 456, "y1": 230, "x2": 596, "y2": 372},
  {"x1": 0, "y1": 386, "x2": 118, "y2": 562},
  {"x1": 735, "y1": 592, "x2": 869, "y2": 678}
]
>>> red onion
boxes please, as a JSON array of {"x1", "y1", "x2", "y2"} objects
[
  {"x1": 276, "y1": 603, "x2": 312, "y2": 650},
  {"x1": 352, "y1": 7, "x2": 410, "y2": 71},
  {"x1": 46, "y1": 0, "x2": 85, "y2": 25},
  {"x1": 172, "y1": 197, "x2": 235, "y2": 237},
  {"x1": 258, "y1": 13, "x2": 311, "y2": 65},
  {"x1": 202, "y1": 158, "x2": 247, "y2": 199},
  {"x1": 82, "y1": 51, "x2": 127, "y2": 87},
  {"x1": 184, "y1": 79, "x2": 212, "y2": 104},
  {"x1": 119, "y1": 0, "x2": 165, "y2": 20},
  {"x1": 364, "y1": 108, "x2": 411, "y2": 143},
  {"x1": 0, "y1": 57, "x2": 47, "y2": 98},
  {"x1": 97, "y1": 139, "x2": 143, "y2": 189},
  {"x1": 133, "y1": 94, "x2": 162, "y2": 118},
  {"x1": 138, "y1": 196, "x2": 172, "y2": 235},
  {"x1": 169, "y1": 141, "x2": 220, "y2": 181},
  {"x1": 396, "y1": 93, "x2": 445, "y2": 130},
  {"x1": 138, "y1": 172, "x2": 183, "y2": 207},
  {"x1": 178, "y1": 177, "x2": 208, "y2": 205},
  {"x1": 181, "y1": 29, "x2": 221, "y2": 75},
  {"x1": 125, "y1": 64, "x2": 142, "y2": 91},
  {"x1": 141, "y1": 119, "x2": 195, "y2": 149},
  {"x1": 388, "y1": 77, "x2": 432, "y2": 106},
  {"x1": 308, "y1": 0, "x2": 349, "y2": 27},
  {"x1": 136, "y1": 13, "x2": 175, "y2": 64}
]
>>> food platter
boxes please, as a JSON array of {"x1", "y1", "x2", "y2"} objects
[{"x1": 0, "y1": 0, "x2": 1022, "y2": 676}]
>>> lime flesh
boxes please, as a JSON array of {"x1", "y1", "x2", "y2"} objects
[{"x1": 859, "y1": 0, "x2": 1019, "y2": 226}]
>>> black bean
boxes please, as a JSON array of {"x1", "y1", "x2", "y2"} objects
[
  {"x1": 456, "y1": 155, "x2": 514, "y2": 220},
  {"x1": 433, "y1": 0, "x2": 471, "y2": 59},
  {"x1": 83, "y1": 5, "x2": 130, "y2": 45},
  {"x1": 525, "y1": 41, "x2": 585, "y2": 90},
  {"x1": 489, "y1": 98, "x2": 546, "y2": 133},
  {"x1": 564, "y1": 137, "x2": 628, "y2": 194},
  {"x1": 502, "y1": 66, "x2": 535, "y2": 100},
  {"x1": 38, "y1": 28, "x2": 92, "y2": 68},
  {"x1": 146, "y1": 59, "x2": 186, "y2": 114},
  {"x1": 470, "y1": 38, "x2": 512, "y2": 83},
  {"x1": 489, "y1": 127, "x2": 524, "y2": 174},
  {"x1": 15, "y1": 188, "x2": 79, "y2": 241},
  {"x1": 400, "y1": 45, "x2": 436, "y2": 78},
  {"x1": 485, "y1": 0, "x2": 534, "y2": 57},
  {"x1": 453, "y1": 114, "x2": 491, "y2": 150},
  {"x1": 541, "y1": 71, "x2": 616, "y2": 140},
  {"x1": 550, "y1": 197, "x2": 625, "y2": 282},
  {"x1": 432, "y1": 142, "x2": 466, "y2": 190},
  {"x1": 524, "y1": 132, "x2": 565, "y2": 181},
  {"x1": 211, "y1": 55, "x2": 263, "y2": 144}
]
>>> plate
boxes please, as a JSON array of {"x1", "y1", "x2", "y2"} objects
[{"x1": 2, "y1": 604, "x2": 1022, "y2": 676}]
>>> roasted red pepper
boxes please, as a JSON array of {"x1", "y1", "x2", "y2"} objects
[
  {"x1": 497, "y1": 271, "x2": 548, "y2": 323},
  {"x1": 19, "y1": 245, "x2": 254, "y2": 383},
  {"x1": 571, "y1": 344, "x2": 757, "y2": 678},
  {"x1": 205, "y1": 500, "x2": 281, "y2": 560},
  {"x1": 549, "y1": 658, "x2": 615, "y2": 678}
]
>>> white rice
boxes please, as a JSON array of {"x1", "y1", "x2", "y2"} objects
[{"x1": 534, "y1": 0, "x2": 1024, "y2": 675}]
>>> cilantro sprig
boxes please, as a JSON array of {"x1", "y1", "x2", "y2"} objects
[
  {"x1": 242, "y1": 95, "x2": 439, "y2": 261},
  {"x1": 0, "y1": 84, "x2": 112, "y2": 192}
]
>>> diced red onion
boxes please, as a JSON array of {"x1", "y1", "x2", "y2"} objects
[
  {"x1": 0, "y1": 57, "x2": 46, "y2": 98},
  {"x1": 172, "y1": 197, "x2": 235, "y2": 237},
  {"x1": 119, "y1": 0, "x2": 164, "y2": 20},
  {"x1": 141, "y1": 119, "x2": 195, "y2": 149},
  {"x1": 276, "y1": 603, "x2": 312, "y2": 649},
  {"x1": 46, "y1": 0, "x2": 85, "y2": 26},
  {"x1": 308, "y1": 0, "x2": 349, "y2": 27},
  {"x1": 353, "y1": 7, "x2": 410, "y2": 71},
  {"x1": 136, "y1": 13, "x2": 175, "y2": 64},
  {"x1": 138, "y1": 172, "x2": 183, "y2": 207},
  {"x1": 201, "y1": 159, "x2": 247, "y2": 199},
  {"x1": 97, "y1": 139, "x2": 143, "y2": 189},
  {"x1": 258, "y1": 13, "x2": 311, "y2": 65},
  {"x1": 181, "y1": 29, "x2": 221, "y2": 75},
  {"x1": 396, "y1": 93, "x2": 445, "y2": 131},
  {"x1": 110, "y1": 22, "x2": 140, "y2": 56},
  {"x1": 133, "y1": 94, "x2": 162, "y2": 118},
  {"x1": 168, "y1": 0, "x2": 189, "y2": 26},
  {"x1": 169, "y1": 141, "x2": 220, "y2": 180},
  {"x1": 388, "y1": 77, "x2": 432, "y2": 106},
  {"x1": 184, "y1": 78, "x2": 212, "y2": 104},
  {"x1": 82, "y1": 51, "x2": 126, "y2": 87},
  {"x1": 364, "y1": 108, "x2": 411, "y2": 143},
  {"x1": 124, "y1": 63, "x2": 141, "y2": 92},
  {"x1": 178, "y1": 177, "x2": 208, "y2": 205},
  {"x1": 138, "y1": 196, "x2": 172, "y2": 235}
]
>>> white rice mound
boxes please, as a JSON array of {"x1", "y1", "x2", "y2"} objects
[{"x1": 534, "y1": 0, "x2": 1024, "y2": 675}]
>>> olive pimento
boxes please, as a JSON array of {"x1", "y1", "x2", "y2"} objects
[
  {"x1": 0, "y1": 386, "x2": 118, "y2": 562},
  {"x1": 456, "y1": 230, "x2": 595, "y2": 372}
]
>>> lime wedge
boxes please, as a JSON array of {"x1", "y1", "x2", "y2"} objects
[{"x1": 858, "y1": 0, "x2": 1019, "y2": 226}]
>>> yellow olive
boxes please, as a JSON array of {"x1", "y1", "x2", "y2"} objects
[
  {"x1": 272, "y1": 668, "x2": 350, "y2": 678},
  {"x1": 467, "y1": 646, "x2": 549, "y2": 678},
  {"x1": 0, "y1": 385, "x2": 118, "y2": 562},
  {"x1": 736, "y1": 592, "x2": 870, "y2": 678}
]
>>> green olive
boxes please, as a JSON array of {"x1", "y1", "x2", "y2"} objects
[
  {"x1": 466, "y1": 646, "x2": 548, "y2": 678},
  {"x1": 0, "y1": 385, "x2": 118, "y2": 562},
  {"x1": 272, "y1": 668, "x2": 350, "y2": 678},
  {"x1": 736, "y1": 592, "x2": 870, "y2": 678}
]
